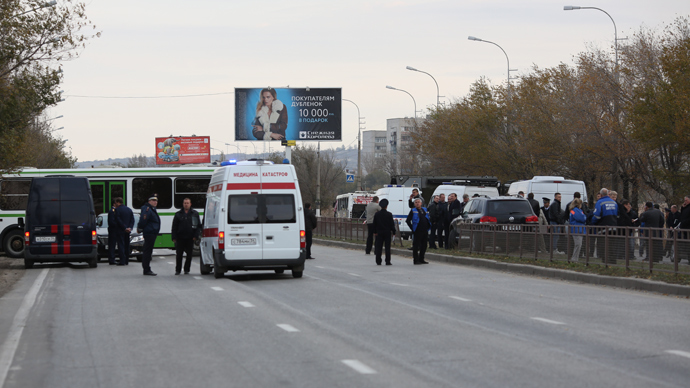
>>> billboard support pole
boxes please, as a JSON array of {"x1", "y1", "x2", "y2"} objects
[
  {"x1": 316, "y1": 142, "x2": 321, "y2": 217},
  {"x1": 285, "y1": 145, "x2": 292, "y2": 164}
]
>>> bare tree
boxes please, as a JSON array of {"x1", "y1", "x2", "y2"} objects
[{"x1": 127, "y1": 154, "x2": 154, "y2": 167}]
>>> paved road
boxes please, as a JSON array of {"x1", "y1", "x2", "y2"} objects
[{"x1": 0, "y1": 247, "x2": 689, "y2": 388}]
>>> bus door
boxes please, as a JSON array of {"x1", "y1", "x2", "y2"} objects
[{"x1": 89, "y1": 181, "x2": 127, "y2": 215}]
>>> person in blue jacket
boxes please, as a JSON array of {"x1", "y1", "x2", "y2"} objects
[
  {"x1": 406, "y1": 198, "x2": 431, "y2": 265},
  {"x1": 592, "y1": 188, "x2": 619, "y2": 262},
  {"x1": 569, "y1": 198, "x2": 587, "y2": 262},
  {"x1": 137, "y1": 194, "x2": 161, "y2": 276}
]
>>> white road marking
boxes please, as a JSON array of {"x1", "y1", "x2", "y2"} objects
[
  {"x1": 0, "y1": 269, "x2": 49, "y2": 387},
  {"x1": 238, "y1": 301, "x2": 255, "y2": 308},
  {"x1": 666, "y1": 350, "x2": 690, "y2": 359},
  {"x1": 314, "y1": 266, "x2": 325, "y2": 268},
  {"x1": 277, "y1": 324, "x2": 300, "y2": 332},
  {"x1": 531, "y1": 317, "x2": 566, "y2": 325},
  {"x1": 389, "y1": 283, "x2": 408, "y2": 287},
  {"x1": 348, "y1": 273, "x2": 361, "y2": 277},
  {"x1": 167, "y1": 261, "x2": 174, "y2": 264},
  {"x1": 193, "y1": 276, "x2": 203, "y2": 280},
  {"x1": 211, "y1": 287, "x2": 224, "y2": 291},
  {"x1": 449, "y1": 296, "x2": 472, "y2": 302},
  {"x1": 342, "y1": 359, "x2": 377, "y2": 374}
]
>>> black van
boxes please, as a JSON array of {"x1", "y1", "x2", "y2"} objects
[{"x1": 24, "y1": 177, "x2": 98, "y2": 268}]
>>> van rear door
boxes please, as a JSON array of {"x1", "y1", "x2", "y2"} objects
[
  {"x1": 261, "y1": 169, "x2": 300, "y2": 260},
  {"x1": 224, "y1": 166, "x2": 262, "y2": 261}
]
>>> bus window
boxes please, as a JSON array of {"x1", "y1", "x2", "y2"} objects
[
  {"x1": 0, "y1": 179, "x2": 31, "y2": 210},
  {"x1": 174, "y1": 178, "x2": 210, "y2": 209},
  {"x1": 133, "y1": 178, "x2": 172, "y2": 209}
]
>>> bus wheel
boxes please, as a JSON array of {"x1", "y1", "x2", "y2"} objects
[
  {"x1": 4, "y1": 229, "x2": 25, "y2": 258},
  {"x1": 24, "y1": 258, "x2": 34, "y2": 269},
  {"x1": 200, "y1": 257, "x2": 212, "y2": 275}
]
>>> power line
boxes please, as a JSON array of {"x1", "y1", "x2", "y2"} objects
[{"x1": 64, "y1": 92, "x2": 233, "y2": 99}]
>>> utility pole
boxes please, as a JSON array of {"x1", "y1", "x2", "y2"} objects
[{"x1": 315, "y1": 142, "x2": 321, "y2": 217}]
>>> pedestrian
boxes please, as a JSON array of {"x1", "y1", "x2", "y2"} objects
[
  {"x1": 664, "y1": 205, "x2": 680, "y2": 259},
  {"x1": 537, "y1": 200, "x2": 549, "y2": 253},
  {"x1": 591, "y1": 188, "x2": 618, "y2": 263},
  {"x1": 137, "y1": 193, "x2": 161, "y2": 276},
  {"x1": 303, "y1": 202, "x2": 317, "y2": 260},
  {"x1": 113, "y1": 197, "x2": 134, "y2": 266},
  {"x1": 527, "y1": 193, "x2": 540, "y2": 217},
  {"x1": 445, "y1": 193, "x2": 461, "y2": 249},
  {"x1": 548, "y1": 193, "x2": 565, "y2": 255},
  {"x1": 365, "y1": 196, "x2": 381, "y2": 255},
  {"x1": 617, "y1": 199, "x2": 639, "y2": 261},
  {"x1": 107, "y1": 199, "x2": 119, "y2": 265},
  {"x1": 459, "y1": 193, "x2": 470, "y2": 214},
  {"x1": 436, "y1": 193, "x2": 447, "y2": 249},
  {"x1": 541, "y1": 198, "x2": 551, "y2": 224},
  {"x1": 677, "y1": 196, "x2": 690, "y2": 263},
  {"x1": 406, "y1": 198, "x2": 430, "y2": 264},
  {"x1": 427, "y1": 195, "x2": 439, "y2": 249},
  {"x1": 639, "y1": 201, "x2": 665, "y2": 262},
  {"x1": 373, "y1": 199, "x2": 396, "y2": 265},
  {"x1": 568, "y1": 198, "x2": 586, "y2": 262},
  {"x1": 517, "y1": 191, "x2": 525, "y2": 198},
  {"x1": 172, "y1": 198, "x2": 202, "y2": 274},
  {"x1": 408, "y1": 188, "x2": 425, "y2": 208}
]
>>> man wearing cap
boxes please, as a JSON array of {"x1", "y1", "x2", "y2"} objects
[
  {"x1": 137, "y1": 194, "x2": 161, "y2": 276},
  {"x1": 373, "y1": 198, "x2": 396, "y2": 265},
  {"x1": 639, "y1": 201, "x2": 665, "y2": 262}
]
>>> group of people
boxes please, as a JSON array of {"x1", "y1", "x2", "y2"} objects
[
  {"x1": 522, "y1": 189, "x2": 690, "y2": 264},
  {"x1": 107, "y1": 194, "x2": 201, "y2": 276},
  {"x1": 363, "y1": 188, "x2": 472, "y2": 265}
]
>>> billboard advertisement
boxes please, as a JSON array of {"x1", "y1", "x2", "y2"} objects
[
  {"x1": 235, "y1": 87, "x2": 342, "y2": 141},
  {"x1": 155, "y1": 136, "x2": 211, "y2": 165}
]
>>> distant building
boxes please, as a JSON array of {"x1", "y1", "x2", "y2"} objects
[
  {"x1": 362, "y1": 130, "x2": 387, "y2": 159},
  {"x1": 387, "y1": 118, "x2": 423, "y2": 174}
]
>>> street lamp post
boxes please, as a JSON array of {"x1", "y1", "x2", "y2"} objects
[
  {"x1": 343, "y1": 99, "x2": 365, "y2": 191},
  {"x1": 385, "y1": 86, "x2": 417, "y2": 121},
  {"x1": 563, "y1": 5, "x2": 619, "y2": 80},
  {"x1": 467, "y1": 36, "x2": 517, "y2": 88},
  {"x1": 405, "y1": 66, "x2": 440, "y2": 109}
]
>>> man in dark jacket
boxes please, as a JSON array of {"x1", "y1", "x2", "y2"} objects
[
  {"x1": 373, "y1": 199, "x2": 396, "y2": 265},
  {"x1": 304, "y1": 203, "x2": 317, "y2": 260},
  {"x1": 445, "y1": 193, "x2": 461, "y2": 249},
  {"x1": 592, "y1": 188, "x2": 619, "y2": 263},
  {"x1": 137, "y1": 194, "x2": 161, "y2": 276},
  {"x1": 436, "y1": 194, "x2": 448, "y2": 249},
  {"x1": 114, "y1": 197, "x2": 134, "y2": 266},
  {"x1": 664, "y1": 205, "x2": 681, "y2": 259},
  {"x1": 527, "y1": 193, "x2": 540, "y2": 217},
  {"x1": 678, "y1": 196, "x2": 690, "y2": 262},
  {"x1": 408, "y1": 188, "x2": 424, "y2": 208},
  {"x1": 172, "y1": 198, "x2": 201, "y2": 274},
  {"x1": 548, "y1": 193, "x2": 565, "y2": 254},
  {"x1": 406, "y1": 198, "x2": 430, "y2": 264},
  {"x1": 617, "y1": 200, "x2": 638, "y2": 261},
  {"x1": 107, "y1": 200, "x2": 119, "y2": 265},
  {"x1": 639, "y1": 201, "x2": 665, "y2": 262},
  {"x1": 427, "y1": 195, "x2": 439, "y2": 249}
]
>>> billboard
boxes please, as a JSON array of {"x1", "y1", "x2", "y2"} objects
[
  {"x1": 235, "y1": 87, "x2": 342, "y2": 141},
  {"x1": 155, "y1": 136, "x2": 211, "y2": 165}
]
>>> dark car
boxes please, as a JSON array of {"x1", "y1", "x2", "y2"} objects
[
  {"x1": 448, "y1": 196, "x2": 538, "y2": 251},
  {"x1": 96, "y1": 213, "x2": 144, "y2": 261}
]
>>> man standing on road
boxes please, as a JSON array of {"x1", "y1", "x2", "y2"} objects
[
  {"x1": 107, "y1": 199, "x2": 120, "y2": 265},
  {"x1": 373, "y1": 199, "x2": 396, "y2": 265},
  {"x1": 114, "y1": 197, "x2": 134, "y2": 266},
  {"x1": 137, "y1": 194, "x2": 161, "y2": 276},
  {"x1": 365, "y1": 196, "x2": 381, "y2": 255},
  {"x1": 406, "y1": 198, "x2": 430, "y2": 264},
  {"x1": 427, "y1": 195, "x2": 439, "y2": 249},
  {"x1": 445, "y1": 193, "x2": 461, "y2": 249},
  {"x1": 304, "y1": 203, "x2": 317, "y2": 260},
  {"x1": 172, "y1": 198, "x2": 201, "y2": 274},
  {"x1": 436, "y1": 194, "x2": 447, "y2": 249}
]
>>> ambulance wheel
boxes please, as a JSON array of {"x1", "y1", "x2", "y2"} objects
[
  {"x1": 200, "y1": 257, "x2": 212, "y2": 275},
  {"x1": 88, "y1": 256, "x2": 98, "y2": 268},
  {"x1": 24, "y1": 258, "x2": 34, "y2": 269},
  {"x1": 274, "y1": 269, "x2": 284, "y2": 274},
  {"x1": 292, "y1": 270, "x2": 303, "y2": 278}
]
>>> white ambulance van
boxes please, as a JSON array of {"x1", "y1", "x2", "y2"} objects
[
  {"x1": 373, "y1": 185, "x2": 422, "y2": 240},
  {"x1": 200, "y1": 160, "x2": 306, "y2": 279},
  {"x1": 507, "y1": 176, "x2": 587, "y2": 206}
]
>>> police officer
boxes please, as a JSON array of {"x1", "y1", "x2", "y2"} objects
[
  {"x1": 137, "y1": 194, "x2": 161, "y2": 276},
  {"x1": 114, "y1": 197, "x2": 134, "y2": 266},
  {"x1": 303, "y1": 203, "x2": 317, "y2": 260},
  {"x1": 406, "y1": 198, "x2": 430, "y2": 264},
  {"x1": 592, "y1": 188, "x2": 619, "y2": 263},
  {"x1": 172, "y1": 198, "x2": 201, "y2": 274},
  {"x1": 373, "y1": 199, "x2": 396, "y2": 265}
]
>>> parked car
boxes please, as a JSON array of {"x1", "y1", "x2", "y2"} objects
[
  {"x1": 448, "y1": 196, "x2": 538, "y2": 252},
  {"x1": 96, "y1": 212, "x2": 144, "y2": 261}
]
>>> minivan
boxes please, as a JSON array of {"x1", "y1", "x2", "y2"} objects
[{"x1": 24, "y1": 176, "x2": 98, "y2": 268}]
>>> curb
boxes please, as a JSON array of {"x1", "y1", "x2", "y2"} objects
[{"x1": 313, "y1": 238, "x2": 690, "y2": 297}]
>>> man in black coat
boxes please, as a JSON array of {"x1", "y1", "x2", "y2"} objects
[
  {"x1": 373, "y1": 199, "x2": 396, "y2": 265},
  {"x1": 527, "y1": 193, "x2": 540, "y2": 217},
  {"x1": 436, "y1": 194, "x2": 448, "y2": 249},
  {"x1": 107, "y1": 200, "x2": 119, "y2": 265},
  {"x1": 676, "y1": 196, "x2": 690, "y2": 263},
  {"x1": 171, "y1": 198, "x2": 201, "y2": 275},
  {"x1": 548, "y1": 193, "x2": 565, "y2": 254},
  {"x1": 639, "y1": 201, "x2": 665, "y2": 262},
  {"x1": 617, "y1": 200, "x2": 638, "y2": 261},
  {"x1": 408, "y1": 188, "x2": 425, "y2": 208},
  {"x1": 445, "y1": 193, "x2": 461, "y2": 250},
  {"x1": 427, "y1": 195, "x2": 439, "y2": 249},
  {"x1": 113, "y1": 197, "x2": 134, "y2": 266},
  {"x1": 304, "y1": 203, "x2": 317, "y2": 260}
]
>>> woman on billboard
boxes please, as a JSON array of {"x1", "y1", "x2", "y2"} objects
[{"x1": 251, "y1": 88, "x2": 288, "y2": 140}]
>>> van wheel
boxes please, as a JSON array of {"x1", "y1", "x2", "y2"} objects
[
  {"x1": 292, "y1": 270, "x2": 303, "y2": 278},
  {"x1": 4, "y1": 229, "x2": 25, "y2": 258},
  {"x1": 24, "y1": 258, "x2": 34, "y2": 269},
  {"x1": 275, "y1": 269, "x2": 284, "y2": 274},
  {"x1": 88, "y1": 256, "x2": 98, "y2": 268},
  {"x1": 200, "y1": 257, "x2": 212, "y2": 275}
]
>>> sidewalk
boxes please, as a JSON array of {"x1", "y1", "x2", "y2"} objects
[{"x1": 314, "y1": 238, "x2": 690, "y2": 297}]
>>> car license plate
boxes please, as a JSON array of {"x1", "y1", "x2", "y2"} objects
[
  {"x1": 35, "y1": 236, "x2": 56, "y2": 242},
  {"x1": 231, "y1": 238, "x2": 256, "y2": 245},
  {"x1": 502, "y1": 225, "x2": 520, "y2": 231}
]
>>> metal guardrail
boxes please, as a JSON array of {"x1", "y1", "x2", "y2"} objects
[{"x1": 314, "y1": 217, "x2": 690, "y2": 275}]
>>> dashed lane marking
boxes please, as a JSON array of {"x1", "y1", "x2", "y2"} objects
[
  {"x1": 342, "y1": 359, "x2": 377, "y2": 374},
  {"x1": 193, "y1": 276, "x2": 203, "y2": 280},
  {"x1": 348, "y1": 273, "x2": 361, "y2": 277},
  {"x1": 211, "y1": 287, "x2": 224, "y2": 291},
  {"x1": 531, "y1": 317, "x2": 566, "y2": 325},
  {"x1": 314, "y1": 266, "x2": 325, "y2": 268},
  {"x1": 449, "y1": 296, "x2": 472, "y2": 302},
  {"x1": 389, "y1": 283, "x2": 408, "y2": 287},
  {"x1": 666, "y1": 350, "x2": 690, "y2": 359},
  {"x1": 167, "y1": 262, "x2": 174, "y2": 264},
  {"x1": 238, "y1": 301, "x2": 255, "y2": 308},
  {"x1": 277, "y1": 324, "x2": 300, "y2": 332}
]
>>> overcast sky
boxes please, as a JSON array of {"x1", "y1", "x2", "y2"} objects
[{"x1": 51, "y1": 0, "x2": 690, "y2": 163}]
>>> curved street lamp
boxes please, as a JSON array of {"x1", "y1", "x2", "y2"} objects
[
  {"x1": 468, "y1": 36, "x2": 516, "y2": 88},
  {"x1": 564, "y1": 5, "x2": 619, "y2": 78},
  {"x1": 343, "y1": 98, "x2": 364, "y2": 191},
  {"x1": 405, "y1": 66, "x2": 440, "y2": 109},
  {"x1": 385, "y1": 85, "x2": 417, "y2": 121}
]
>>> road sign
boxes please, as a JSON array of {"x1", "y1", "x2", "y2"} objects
[{"x1": 346, "y1": 174, "x2": 355, "y2": 183}]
